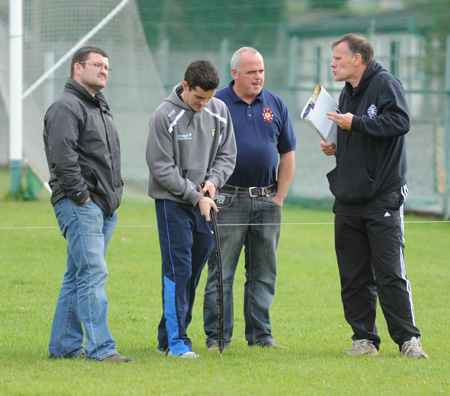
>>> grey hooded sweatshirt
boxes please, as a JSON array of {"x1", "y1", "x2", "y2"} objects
[{"x1": 146, "y1": 84, "x2": 236, "y2": 206}]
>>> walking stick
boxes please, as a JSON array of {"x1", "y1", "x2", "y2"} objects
[{"x1": 203, "y1": 186, "x2": 225, "y2": 356}]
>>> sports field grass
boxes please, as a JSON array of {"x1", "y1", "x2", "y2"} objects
[{"x1": 0, "y1": 169, "x2": 449, "y2": 395}]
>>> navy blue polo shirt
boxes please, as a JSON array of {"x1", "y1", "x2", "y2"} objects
[{"x1": 215, "y1": 80, "x2": 296, "y2": 188}]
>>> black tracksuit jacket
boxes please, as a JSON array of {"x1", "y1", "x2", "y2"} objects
[{"x1": 327, "y1": 60, "x2": 410, "y2": 204}]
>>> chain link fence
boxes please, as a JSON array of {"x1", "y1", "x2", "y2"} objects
[{"x1": 0, "y1": 0, "x2": 448, "y2": 216}]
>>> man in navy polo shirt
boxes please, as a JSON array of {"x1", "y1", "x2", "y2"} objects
[{"x1": 203, "y1": 47, "x2": 297, "y2": 350}]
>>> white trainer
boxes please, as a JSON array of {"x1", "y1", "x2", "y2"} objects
[
  {"x1": 167, "y1": 350, "x2": 199, "y2": 359},
  {"x1": 344, "y1": 339, "x2": 378, "y2": 356},
  {"x1": 401, "y1": 337, "x2": 429, "y2": 359}
]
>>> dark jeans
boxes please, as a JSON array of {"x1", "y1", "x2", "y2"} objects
[{"x1": 203, "y1": 190, "x2": 282, "y2": 347}]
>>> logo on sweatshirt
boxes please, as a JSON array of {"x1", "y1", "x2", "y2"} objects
[
  {"x1": 262, "y1": 107, "x2": 274, "y2": 123},
  {"x1": 211, "y1": 128, "x2": 216, "y2": 138},
  {"x1": 177, "y1": 132, "x2": 192, "y2": 141},
  {"x1": 367, "y1": 104, "x2": 378, "y2": 119}
]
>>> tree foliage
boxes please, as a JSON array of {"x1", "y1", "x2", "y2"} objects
[
  {"x1": 308, "y1": 0, "x2": 347, "y2": 10},
  {"x1": 137, "y1": 0, "x2": 286, "y2": 51},
  {"x1": 403, "y1": 0, "x2": 450, "y2": 76}
]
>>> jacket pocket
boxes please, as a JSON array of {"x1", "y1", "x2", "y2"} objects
[
  {"x1": 84, "y1": 170, "x2": 108, "y2": 197},
  {"x1": 327, "y1": 166, "x2": 378, "y2": 203}
]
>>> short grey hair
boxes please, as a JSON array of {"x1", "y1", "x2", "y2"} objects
[{"x1": 230, "y1": 47, "x2": 261, "y2": 72}]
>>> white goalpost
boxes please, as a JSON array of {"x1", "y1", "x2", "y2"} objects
[{"x1": 8, "y1": 0, "x2": 23, "y2": 195}]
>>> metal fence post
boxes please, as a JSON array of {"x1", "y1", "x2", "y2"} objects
[{"x1": 288, "y1": 35, "x2": 298, "y2": 112}]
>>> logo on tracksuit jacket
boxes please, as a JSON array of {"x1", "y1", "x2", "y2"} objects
[{"x1": 367, "y1": 104, "x2": 378, "y2": 118}]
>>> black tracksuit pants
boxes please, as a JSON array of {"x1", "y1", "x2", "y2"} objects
[{"x1": 333, "y1": 186, "x2": 421, "y2": 351}]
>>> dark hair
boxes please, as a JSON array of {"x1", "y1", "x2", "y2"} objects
[
  {"x1": 70, "y1": 46, "x2": 108, "y2": 77},
  {"x1": 184, "y1": 60, "x2": 220, "y2": 92},
  {"x1": 332, "y1": 33, "x2": 374, "y2": 64}
]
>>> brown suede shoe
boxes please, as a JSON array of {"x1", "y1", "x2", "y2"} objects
[
  {"x1": 102, "y1": 354, "x2": 133, "y2": 363},
  {"x1": 260, "y1": 342, "x2": 288, "y2": 349},
  {"x1": 207, "y1": 342, "x2": 231, "y2": 352}
]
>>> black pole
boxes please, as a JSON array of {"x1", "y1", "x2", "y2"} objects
[
  {"x1": 210, "y1": 208, "x2": 225, "y2": 356},
  {"x1": 202, "y1": 185, "x2": 225, "y2": 356}
]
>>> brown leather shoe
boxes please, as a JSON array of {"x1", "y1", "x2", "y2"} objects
[
  {"x1": 102, "y1": 354, "x2": 133, "y2": 363},
  {"x1": 260, "y1": 342, "x2": 288, "y2": 349},
  {"x1": 207, "y1": 342, "x2": 231, "y2": 352}
]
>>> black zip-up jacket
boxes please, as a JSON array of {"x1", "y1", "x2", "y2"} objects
[
  {"x1": 43, "y1": 78, "x2": 122, "y2": 216},
  {"x1": 327, "y1": 60, "x2": 409, "y2": 203}
]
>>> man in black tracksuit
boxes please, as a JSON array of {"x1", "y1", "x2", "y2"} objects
[{"x1": 321, "y1": 34, "x2": 428, "y2": 358}]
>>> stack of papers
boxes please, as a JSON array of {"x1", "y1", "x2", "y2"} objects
[{"x1": 301, "y1": 84, "x2": 338, "y2": 144}]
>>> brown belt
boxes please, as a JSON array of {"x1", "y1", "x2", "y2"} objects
[{"x1": 219, "y1": 184, "x2": 277, "y2": 197}]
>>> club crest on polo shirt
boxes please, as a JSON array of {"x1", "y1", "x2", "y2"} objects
[
  {"x1": 211, "y1": 128, "x2": 216, "y2": 138},
  {"x1": 367, "y1": 104, "x2": 378, "y2": 119},
  {"x1": 262, "y1": 107, "x2": 274, "y2": 123}
]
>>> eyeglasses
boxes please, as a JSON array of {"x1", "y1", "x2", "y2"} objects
[{"x1": 79, "y1": 62, "x2": 111, "y2": 72}]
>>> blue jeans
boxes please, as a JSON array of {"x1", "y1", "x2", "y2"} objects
[
  {"x1": 49, "y1": 198, "x2": 118, "y2": 360},
  {"x1": 203, "y1": 191, "x2": 282, "y2": 347}
]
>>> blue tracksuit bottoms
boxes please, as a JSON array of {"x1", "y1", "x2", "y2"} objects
[{"x1": 155, "y1": 199, "x2": 214, "y2": 356}]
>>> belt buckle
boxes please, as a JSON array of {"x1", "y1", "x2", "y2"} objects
[{"x1": 249, "y1": 187, "x2": 265, "y2": 197}]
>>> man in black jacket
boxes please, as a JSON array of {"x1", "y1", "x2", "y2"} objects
[
  {"x1": 321, "y1": 34, "x2": 428, "y2": 359},
  {"x1": 43, "y1": 46, "x2": 131, "y2": 362}
]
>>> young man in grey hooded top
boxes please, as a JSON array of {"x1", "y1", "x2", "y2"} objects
[{"x1": 146, "y1": 60, "x2": 236, "y2": 358}]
